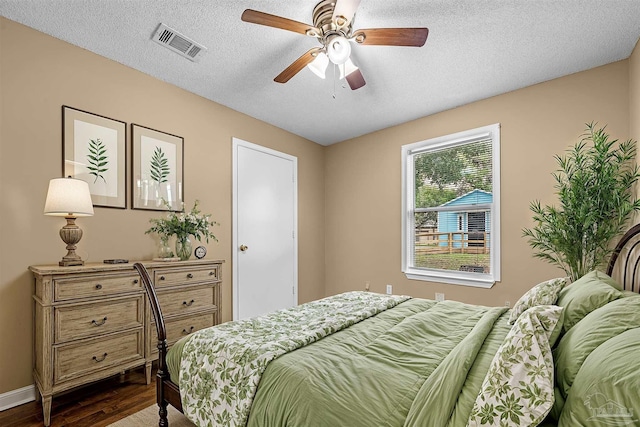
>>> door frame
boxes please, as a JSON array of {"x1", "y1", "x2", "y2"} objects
[{"x1": 232, "y1": 137, "x2": 298, "y2": 320}]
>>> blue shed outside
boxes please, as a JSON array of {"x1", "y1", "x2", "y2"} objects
[{"x1": 437, "y1": 189, "x2": 492, "y2": 248}]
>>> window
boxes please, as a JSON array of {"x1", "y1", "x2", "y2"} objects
[{"x1": 401, "y1": 124, "x2": 500, "y2": 288}]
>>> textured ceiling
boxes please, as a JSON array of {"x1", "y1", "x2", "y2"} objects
[{"x1": 2, "y1": 1, "x2": 640, "y2": 145}]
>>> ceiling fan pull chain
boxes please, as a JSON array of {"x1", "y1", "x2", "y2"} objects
[{"x1": 332, "y1": 63, "x2": 337, "y2": 99}]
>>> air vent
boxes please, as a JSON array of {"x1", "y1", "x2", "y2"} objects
[{"x1": 152, "y1": 23, "x2": 207, "y2": 62}]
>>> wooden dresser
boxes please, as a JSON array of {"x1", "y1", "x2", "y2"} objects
[{"x1": 29, "y1": 259, "x2": 223, "y2": 426}]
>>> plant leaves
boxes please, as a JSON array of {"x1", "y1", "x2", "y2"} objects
[
  {"x1": 150, "y1": 146, "x2": 170, "y2": 184},
  {"x1": 523, "y1": 122, "x2": 640, "y2": 280},
  {"x1": 86, "y1": 138, "x2": 108, "y2": 184}
]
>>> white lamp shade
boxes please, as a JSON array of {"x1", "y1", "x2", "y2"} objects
[
  {"x1": 307, "y1": 52, "x2": 329, "y2": 79},
  {"x1": 44, "y1": 178, "x2": 94, "y2": 217},
  {"x1": 327, "y1": 36, "x2": 351, "y2": 65},
  {"x1": 339, "y1": 57, "x2": 359, "y2": 79}
]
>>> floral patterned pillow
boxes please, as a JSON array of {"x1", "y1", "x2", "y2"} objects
[
  {"x1": 508, "y1": 277, "x2": 568, "y2": 324},
  {"x1": 467, "y1": 305, "x2": 563, "y2": 427}
]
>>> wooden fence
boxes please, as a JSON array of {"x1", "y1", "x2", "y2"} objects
[{"x1": 415, "y1": 230, "x2": 490, "y2": 254}]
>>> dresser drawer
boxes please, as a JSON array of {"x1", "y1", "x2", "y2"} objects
[
  {"x1": 54, "y1": 329, "x2": 144, "y2": 383},
  {"x1": 152, "y1": 311, "x2": 216, "y2": 352},
  {"x1": 153, "y1": 265, "x2": 219, "y2": 287},
  {"x1": 54, "y1": 272, "x2": 142, "y2": 302},
  {"x1": 157, "y1": 286, "x2": 216, "y2": 317},
  {"x1": 54, "y1": 296, "x2": 144, "y2": 343}
]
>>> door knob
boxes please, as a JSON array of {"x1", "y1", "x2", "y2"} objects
[{"x1": 240, "y1": 245, "x2": 248, "y2": 252}]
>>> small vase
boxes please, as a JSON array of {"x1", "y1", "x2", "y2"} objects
[
  {"x1": 158, "y1": 237, "x2": 173, "y2": 259},
  {"x1": 175, "y1": 235, "x2": 192, "y2": 261}
]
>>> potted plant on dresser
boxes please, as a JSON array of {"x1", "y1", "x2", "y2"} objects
[{"x1": 146, "y1": 200, "x2": 219, "y2": 261}]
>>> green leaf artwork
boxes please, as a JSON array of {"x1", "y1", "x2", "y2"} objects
[
  {"x1": 86, "y1": 138, "x2": 108, "y2": 184},
  {"x1": 150, "y1": 146, "x2": 170, "y2": 184}
]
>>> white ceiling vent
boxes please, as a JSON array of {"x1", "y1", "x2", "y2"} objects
[{"x1": 152, "y1": 23, "x2": 207, "y2": 62}]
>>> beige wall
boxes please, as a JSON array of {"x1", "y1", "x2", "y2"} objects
[
  {"x1": 324, "y1": 60, "x2": 631, "y2": 306},
  {"x1": 630, "y1": 40, "x2": 640, "y2": 209},
  {"x1": 631, "y1": 41, "x2": 640, "y2": 143},
  {"x1": 0, "y1": 18, "x2": 325, "y2": 394},
  {"x1": 629, "y1": 41, "x2": 640, "y2": 222}
]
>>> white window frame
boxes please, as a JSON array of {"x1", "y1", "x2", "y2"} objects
[{"x1": 401, "y1": 124, "x2": 501, "y2": 288}]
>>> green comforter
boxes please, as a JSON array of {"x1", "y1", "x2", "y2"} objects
[
  {"x1": 248, "y1": 299, "x2": 510, "y2": 426},
  {"x1": 169, "y1": 296, "x2": 511, "y2": 427},
  {"x1": 178, "y1": 292, "x2": 411, "y2": 426}
]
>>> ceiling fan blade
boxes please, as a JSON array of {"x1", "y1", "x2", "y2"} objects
[
  {"x1": 275, "y1": 48, "x2": 322, "y2": 83},
  {"x1": 242, "y1": 9, "x2": 320, "y2": 37},
  {"x1": 332, "y1": 0, "x2": 361, "y2": 27},
  {"x1": 346, "y1": 68, "x2": 366, "y2": 90},
  {"x1": 353, "y1": 28, "x2": 429, "y2": 47}
]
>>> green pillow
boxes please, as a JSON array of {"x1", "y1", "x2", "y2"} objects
[
  {"x1": 508, "y1": 277, "x2": 568, "y2": 324},
  {"x1": 558, "y1": 328, "x2": 640, "y2": 426},
  {"x1": 556, "y1": 270, "x2": 623, "y2": 333},
  {"x1": 553, "y1": 297, "x2": 640, "y2": 401}
]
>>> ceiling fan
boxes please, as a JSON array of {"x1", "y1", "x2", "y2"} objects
[{"x1": 241, "y1": 0, "x2": 429, "y2": 90}]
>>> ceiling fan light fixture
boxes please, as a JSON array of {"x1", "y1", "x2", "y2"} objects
[
  {"x1": 308, "y1": 51, "x2": 329, "y2": 79},
  {"x1": 339, "y1": 57, "x2": 359, "y2": 79},
  {"x1": 327, "y1": 36, "x2": 351, "y2": 65}
]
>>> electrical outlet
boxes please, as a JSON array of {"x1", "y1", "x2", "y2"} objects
[
  {"x1": 365, "y1": 281, "x2": 370, "y2": 291},
  {"x1": 386, "y1": 284, "x2": 393, "y2": 295},
  {"x1": 505, "y1": 301, "x2": 511, "y2": 308},
  {"x1": 435, "y1": 293, "x2": 445, "y2": 302}
]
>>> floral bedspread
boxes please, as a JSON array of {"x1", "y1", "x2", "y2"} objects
[{"x1": 179, "y1": 291, "x2": 410, "y2": 427}]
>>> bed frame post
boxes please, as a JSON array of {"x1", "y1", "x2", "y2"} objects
[
  {"x1": 134, "y1": 263, "x2": 170, "y2": 427},
  {"x1": 607, "y1": 223, "x2": 640, "y2": 292}
]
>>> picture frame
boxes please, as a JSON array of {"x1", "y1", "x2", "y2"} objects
[
  {"x1": 132, "y1": 124, "x2": 184, "y2": 211},
  {"x1": 63, "y1": 106, "x2": 127, "y2": 209}
]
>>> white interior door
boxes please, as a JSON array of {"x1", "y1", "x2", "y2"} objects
[{"x1": 232, "y1": 138, "x2": 298, "y2": 320}]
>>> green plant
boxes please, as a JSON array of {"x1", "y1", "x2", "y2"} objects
[
  {"x1": 522, "y1": 122, "x2": 640, "y2": 281},
  {"x1": 87, "y1": 138, "x2": 108, "y2": 183},
  {"x1": 146, "y1": 199, "x2": 219, "y2": 243},
  {"x1": 150, "y1": 146, "x2": 170, "y2": 184}
]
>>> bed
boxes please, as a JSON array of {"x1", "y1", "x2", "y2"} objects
[{"x1": 133, "y1": 223, "x2": 640, "y2": 427}]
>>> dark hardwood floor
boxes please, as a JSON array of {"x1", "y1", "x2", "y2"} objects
[{"x1": 0, "y1": 368, "x2": 156, "y2": 427}]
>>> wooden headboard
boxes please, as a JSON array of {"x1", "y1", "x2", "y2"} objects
[{"x1": 607, "y1": 223, "x2": 640, "y2": 293}]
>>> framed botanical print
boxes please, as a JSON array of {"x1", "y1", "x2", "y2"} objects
[
  {"x1": 62, "y1": 106, "x2": 127, "y2": 208},
  {"x1": 132, "y1": 124, "x2": 184, "y2": 211}
]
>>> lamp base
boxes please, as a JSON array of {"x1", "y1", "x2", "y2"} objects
[
  {"x1": 59, "y1": 258, "x2": 85, "y2": 267},
  {"x1": 58, "y1": 216, "x2": 85, "y2": 267}
]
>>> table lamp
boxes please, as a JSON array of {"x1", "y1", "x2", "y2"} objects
[{"x1": 44, "y1": 177, "x2": 94, "y2": 266}]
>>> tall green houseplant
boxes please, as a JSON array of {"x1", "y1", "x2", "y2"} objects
[{"x1": 523, "y1": 123, "x2": 640, "y2": 282}]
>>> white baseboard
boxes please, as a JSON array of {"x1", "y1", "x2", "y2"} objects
[{"x1": 0, "y1": 384, "x2": 36, "y2": 412}]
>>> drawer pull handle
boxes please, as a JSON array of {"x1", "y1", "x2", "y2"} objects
[
  {"x1": 187, "y1": 273, "x2": 194, "y2": 279},
  {"x1": 159, "y1": 276, "x2": 165, "y2": 281},
  {"x1": 133, "y1": 279, "x2": 139, "y2": 284},
  {"x1": 92, "y1": 353, "x2": 108, "y2": 363},
  {"x1": 182, "y1": 299, "x2": 195, "y2": 307},
  {"x1": 95, "y1": 284, "x2": 103, "y2": 290},
  {"x1": 209, "y1": 271, "x2": 215, "y2": 276},
  {"x1": 91, "y1": 317, "x2": 108, "y2": 326},
  {"x1": 182, "y1": 326, "x2": 195, "y2": 335}
]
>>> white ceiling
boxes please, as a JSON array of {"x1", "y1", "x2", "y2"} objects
[{"x1": 2, "y1": 1, "x2": 640, "y2": 145}]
